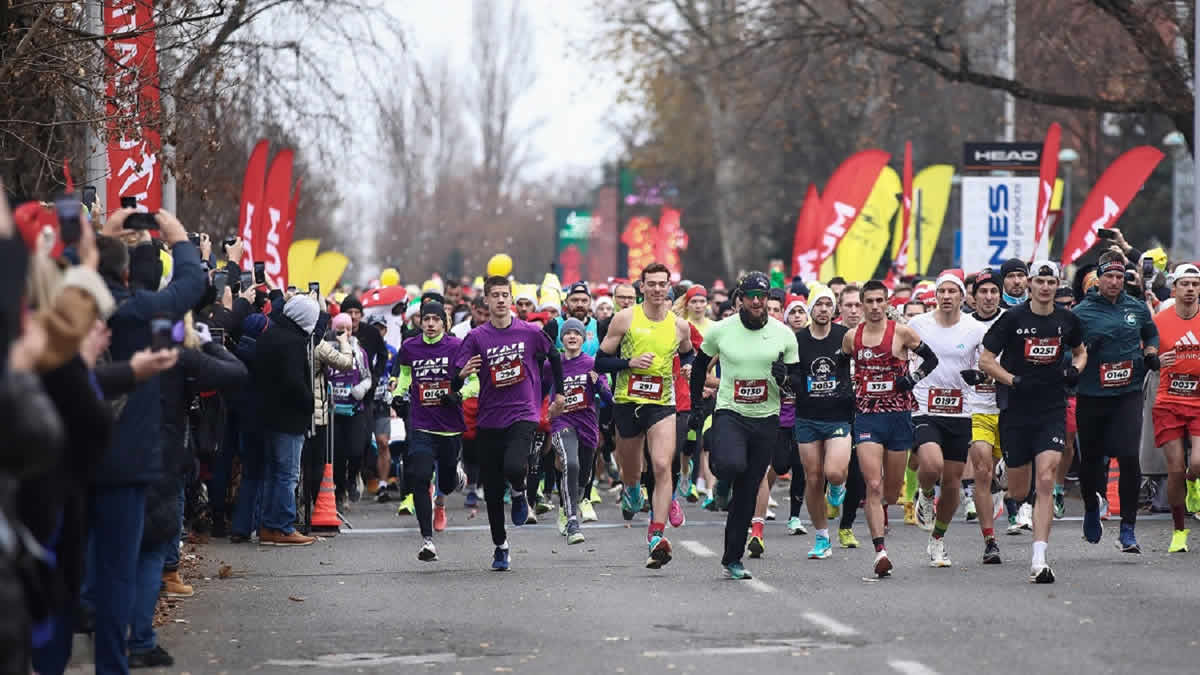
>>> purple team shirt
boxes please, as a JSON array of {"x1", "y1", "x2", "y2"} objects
[
  {"x1": 455, "y1": 319, "x2": 554, "y2": 429},
  {"x1": 398, "y1": 334, "x2": 466, "y2": 433},
  {"x1": 547, "y1": 354, "x2": 608, "y2": 449}
]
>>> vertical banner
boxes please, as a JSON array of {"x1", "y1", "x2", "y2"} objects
[
  {"x1": 654, "y1": 207, "x2": 687, "y2": 280},
  {"x1": 278, "y1": 178, "x2": 301, "y2": 287},
  {"x1": 238, "y1": 139, "x2": 270, "y2": 268},
  {"x1": 837, "y1": 167, "x2": 901, "y2": 282},
  {"x1": 790, "y1": 184, "x2": 822, "y2": 280},
  {"x1": 892, "y1": 141, "x2": 914, "y2": 276},
  {"x1": 906, "y1": 165, "x2": 956, "y2": 275},
  {"x1": 1063, "y1": 146, "x2": 1165, "y2": 265},
  {"x1": 259, "y1": 150, "x2": 294, "y2": 287},
  {"x1": 104, "y1": 0, "x2": 163, "y2": 215},
  {"x1": 1033, "y1": 122, "x2": 1061, "y2": 258},
  {"x1": 960, "y1": 176, "x2": 1043, "y2": 273},
  {"x1": 815, "y1": 150, "x2": 891, "y2": 269},
  {"x1": 554, "y1": 206, "x2": 592, "y2": 285}
]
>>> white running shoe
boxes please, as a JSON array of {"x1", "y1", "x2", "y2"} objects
[
  {"x1": 916, "y1": 491, "x2": 935, "y2": 531},
  {"x1": 964, "y1": 497, "x2": 977, "y2": 522},
  {"x1": 1029, "y1": 562, "x2": 1055, "y2": 584},
  {"x1": 1017, "y1": 503, "x2": 1033, "y2": 531},
  {"x1": 927, "y1": 536, "x2": 952, "y2": 568},
  {"x1": 767, "y1": 496, "x2": 779, "y2": 508},
  {"x1": 418, "y1": 539, "x2": 437, "y2": 562},
  {"x1": 765, "y1": 507, "x2": 777, "y2": 521}
]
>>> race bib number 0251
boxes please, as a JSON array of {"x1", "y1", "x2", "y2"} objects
[{"x1": 1023, "y1": 337, "x2": 1061, "y2": 365}]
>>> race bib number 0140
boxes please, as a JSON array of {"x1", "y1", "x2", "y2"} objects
[{"x1": 1100, "y1": 360, "x2": 1133, "y2": 388}]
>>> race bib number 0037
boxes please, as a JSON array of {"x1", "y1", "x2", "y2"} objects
[{"x1": 1168, "y1": 373, "x2": 1200, "y2": 397}]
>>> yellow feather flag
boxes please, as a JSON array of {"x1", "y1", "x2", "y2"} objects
[
  {"x1": 835, "y1": 167, "x2": 902, "y2": 282},
  {"x1": 1051, "y1": 178, "x2": 1064, "y2": 210},
  {"x1": 819, "y1": 256, "x2": 836, "y2": 283},
  {"x1": 288, "y1": 239, "x2": 320, "y2": 290},
  {"x1": 311, "y1": 251, "x2": 350, "y2": 296},
  {"x1": 890, "y1": 165, "x2": 955, "y2": 275}
]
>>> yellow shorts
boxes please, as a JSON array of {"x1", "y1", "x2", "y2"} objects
[{"x1": 971, "y1": 413, "x2": 1004, "y2": 461}]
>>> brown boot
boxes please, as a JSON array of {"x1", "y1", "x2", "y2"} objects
[
  {"x1": 161, "y1": 570, "x2": 194, "y2": 598},
  {"x1": 258, "y1": 528, "x2": 276, "y2": 545},
  {"x1": 271, "y1": 530, "x2": 315, "y2": 546}
]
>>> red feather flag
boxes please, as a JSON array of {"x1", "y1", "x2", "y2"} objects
[{"x1": 1063, "y1": 146, "x2": 1164, "y2": 265}]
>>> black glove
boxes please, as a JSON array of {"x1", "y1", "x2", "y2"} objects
[
  {"x1": 834, "y1": 350, "x2": 851, "y2": 369},
  {"x1": 1085, "y1": 336, "x2": 1104, "y2": 353},
  {"x1": 1062, "y1": 365, "x2": 1080, "y2": 387},
  {"x1": 770, "y1": 356, "x2": 787, "y2": 387},
  {"x1": 439, "y1": 391, "x2": 463, "y2": 408},
  {"x1": 1144, "y1": 353, "x2": 1161, "y2": 371},
  {"x1": 960, "y1": 369, "x2": 987, "y2": 386},
  {"x1": 390, "y1": 396, "x2": 410, "y2": 418},
  {"x1": 895, "y1": 374, "x2": 917, "y2": 392}
]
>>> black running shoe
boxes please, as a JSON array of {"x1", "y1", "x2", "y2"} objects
[{"x1": 983, "y1": 539, "x2": 1001, "y2": 565}]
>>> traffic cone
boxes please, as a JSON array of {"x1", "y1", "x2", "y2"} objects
[
  {"x1": 1105, "y1": 458, "x2": 1121, "y2": 519},
  {"x1": 311, "y1": 463, "x2": 340, "y2": 533}
]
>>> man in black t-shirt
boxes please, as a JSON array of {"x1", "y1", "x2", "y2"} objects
[{"x1": 980, "y1": 260, "x2": 1086, "y2": 584}]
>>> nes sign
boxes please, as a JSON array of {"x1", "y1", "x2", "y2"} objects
[
  {"x1": 963, "y1": 142, "x2": 1042, "y2": 171},
  {"x1": 960, "y1": 176, "x2": 1047, "y2": 273}
]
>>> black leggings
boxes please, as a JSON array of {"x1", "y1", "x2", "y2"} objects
[
  {"x1": 332, "y1": 412, "x2": 367, "y2": 500},
  {"x1": 478, "y1": 422, "x2": 536, "y2": 546},
  {"x1": 1076, "y1": 393, "x2": 1144, "y2": 526},
  {"x1": 710, "y1": 411, "x2": 777, "y2": 565},
  {"x1": 301, "y1": 425, "x2": 329, "y2": 509},
  {"x1": 405, "y1": 431, "x2": 462, "y2": 538},
  {"x1": 840, "y1": 448, "x2": 865, "y2": 530},
  {"x1": 550, "y1": 427, "x2": 596, "y2": 521},
  {"x1": 770, "y1": 426, "x2": 805, "y2": 519}
]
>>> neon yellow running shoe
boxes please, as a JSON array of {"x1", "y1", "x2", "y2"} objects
[
  {"x1": 590, "y1": 484, "x2": 602, "y2": 504},
  {"x1": 826, "y1": 487, "x2": 840, "y2": 520},
  {"x1": 1169, "y1": 528, "x2": 1190, "y2": 553},
  {"x1": 1187, "y1": 480, "x2": 1200, "y2": 514},
  {"x1": 838, "y1": 528, "x2": 859, "y2": 549},
  {"x1": 396, "y1": 494, "x2": 414, "y2": 516}
]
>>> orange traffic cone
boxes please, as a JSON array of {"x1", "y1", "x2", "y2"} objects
[
  {"x1": 1105, "y1": 457, "x2": 1121, "y2": 520},
  {"x1": 311, "y1": 463, "x2": 340, "y2": 533}
]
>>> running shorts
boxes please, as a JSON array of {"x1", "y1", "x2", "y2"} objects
[
  {"x1": 371, "y1": 402, "x2": 391, "y2": 437},
  {"x1": 913, "y1": 415, "x2": 972, "y2": 463},
  {"x1": 772, "y1": 425, "x2": 797, "y2": 475},
  {"x1": 970, "y1": 413, "x2": 1004, "y2": 461},
  {"x1": 1065, "y1": 395, "x2": 1077, "y2": 435},
  {"x1": 1152, "y1": 402, "x2": 1200, "y2": 447},
  {"x1": 853, "y1": 411, "x2": 913, "y2": 452},
  {"x1": 613, "y1": 402, "x2": 675, "y2": 439},
  {"x1": 1075, "y1": 392, "x2": 1144, "y2": 460},
  {"x1": 793, "y1": 418, "x2": 852, "y2": 444},
  {"x1": 998, "y1": 411, "x2": 1065, "y2": 469}
]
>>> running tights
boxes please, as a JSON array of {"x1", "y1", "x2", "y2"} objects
[
  {"x1": 477, "y1": 422, "x2": 537, "y2": 546},
  {"x1": 405, "y1": 431, "x2": 462, "y2": 538},
  {"x1": 1080, "y1": 455, "x2": 1140, "y2": 526},
  {"x1": 550, "y1": 428, "x2": 595, "y2": 521}
]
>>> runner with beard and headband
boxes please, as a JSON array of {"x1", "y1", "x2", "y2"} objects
[
  {"x1": 791, "y1": 286, "x2": 853, "y2": 559},
  {"x1": 1000, "y1": 258, "x2": 1030, "y2": 308},
  {"x1": 689, "y1": 272, "x2": 800, "y2": 579},
  {"x1": 596, "y1": 263, "x2": 695, "y2": 569},
  {"x1": 980, "y1": 260, "x2": 1086, "y2": 583},
  {"x1": 961, "y1": 267, "x2": 1008, "y2": 563},
  {"x1": 1152, "y1": 263, "x2": 1200, "y2": 553}
]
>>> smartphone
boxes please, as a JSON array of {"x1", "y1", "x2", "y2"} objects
[
  {"x1": 81, "y1": 186, "x2": 97, "y2": 211},
  {"x1": 120, "y1": 196, "x2": 137, "y2": 209},
  {"x1": 240, "y1": 271, "x2": 254, "y2": 290},
  {"x1": 309, "y1": 281, "x2": 320, "y2": 295},
  {"x1": 209, "y1": 326, "x2": 225, "y2": 345},
  {"x1": 54, "y1": 196, "x2": 82, "y2": 245},
  {"x1": 189, "y1": 232, "x2": 201, "y2": 247},
  {"x1": 126, "y1": 212, "x2": 157, "y2": 230},
  {"x1": 1142, "y1": 257, "x2": 1156, "y2": 281},
  {"x1": 253, "y1": 261, "x2": 266, "y2": 285},
  {"x1": 212, "y1": 270, "x2": 228, "y2": 297},
  {"x1": 150, "y1": 316, "x2": 175, "y2": 351},
  {"x1": 1097, "y1": 228, "x2": 1117, "y2": 240}
]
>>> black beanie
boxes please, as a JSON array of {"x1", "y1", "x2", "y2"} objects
[
  {"x1": 339, "y1": 295, "x2": 363, "y2": 313},
  {"x1": 420, "y1": 300, "x2": 446, "y2": 321},
  {"x1": 1000, "y1": 258, "x2": 1028, "y2": 280}
]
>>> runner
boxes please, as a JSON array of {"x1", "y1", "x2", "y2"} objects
[
  {"x1": 1073, "y1": 251, "x2": 1158, "y2": 553},
  {"x1": 843, "y1": 280, "x2": 938, "y2": 577},
  {"x1": 832, "y1": 285, "x2": 866, "y2": 548},
  {"x1": 454, "y1": 276, "x2": 565, "y2": 571},
  {"x1": 792, "y1": 286, "x2": 853, "y2": 559},
  {"x1": 1000, "y1": 258, "x2": 1029, "y2": 308},
  {"x1": 596, "y1": 262, "x2": 695, "y2": 569},
  {"x1": 689, "y1": 271, "x2": 800, "y2": 579},
  {"x1": 907, "y1": 271, "x2": 986, "y2": 567},
  {"x1": 1152, "y1": 263, "x2": 1200, "y2": 552},
  {"x1": 980, "y1": 260, "x2": 1086, "y2": 583}
]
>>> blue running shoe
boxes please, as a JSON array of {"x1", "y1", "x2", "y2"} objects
[
  {"x1": 646, "y1": 534, "x2": 673, "y2": 569},
  {"x1": 621, "y1": 485, "x2": 640, "y2": 521},
  {"x1": 464, "y1": 490, "x2": 478, "y2": 509},
  {"x1": 511, "y1": 492, "x2": 529, "y2": 527},
  {"x1": 1082, "y1": 509, "x2": 1102, "y2": 544},
  {"x1": 1117, "y1": 523, "x2": 1141, "y2": 553},
  {"x1": 503, "y1": 488, "x2": 512, "y2": 505},
  {"x1": 722, "y1": 562, "x2": 752, "y2": 580},
  {"x1": 808, "y1": 533, "x2": 832, "y2": 559},
  {"x1": 492, "y1": 546, "x2": 510, "y2": 571},
  {"x1": 828, "y1": 483, "x2": 846, "y2": 508}
]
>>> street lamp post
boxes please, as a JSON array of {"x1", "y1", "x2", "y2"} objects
[
  {"x1": 1057, "y1": 148, "x2": 1079, "y2": 257},
  {"x1": 1164, "y1": 131, "x2": 1192, "y2": 259}
]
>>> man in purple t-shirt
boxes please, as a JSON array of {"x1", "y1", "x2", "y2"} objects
[{"x1": 455, "y1": 276, "x2": 564, "y2": 571}]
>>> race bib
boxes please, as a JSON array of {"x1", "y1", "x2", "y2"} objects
[
  {"x1": 1099, "y1": 360, "x2": 1133, "y2": 388},
  {"x1": 418, "y1": 379, "x2": 450, "y2": 406},
  {"x1": 331, "y1": 384, "x2": 351, "y2": 400},
  {"x1": 864, "y1": 378, "x2": 895, "y2": 395},
  {"x1": 781, "y1": 391, "x2": 796, "y2": 407},
  {"x1": 807, "y1": 376, "x2": 837, "y2": 396},
  {"x1": 627, "y1": 374, "x2": 664, "y2": 400},
  {"x1": 563, "y1": 385, "x2": 588, "y2": 412},
  {"x1": 976, "y1": 375, "x2": 996, "y2": 394},
  {"x1": 1023, "y1": 337, "x2": 1061, "y2": 365},
  {"x1": 928, "y1": 388, "x2": 963, "y2": 414},
  {"x1": 489, "y1": 358, "x2": 526, "y2": 388},
  {"x1": 733, "y1": 379, "x2": 769, "y2": 404},
  {"x1": 1168, "y1": 373, "x2": 1200, "y2": 397}
]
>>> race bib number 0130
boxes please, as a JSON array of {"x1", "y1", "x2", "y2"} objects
[
  {"x1": 1023, "y1": 337, "x2": 1061, "y2": 365},
  {"x1": 1100, "y1": 360, "x2": 1133, "y2": 388},
  {"x1": 928, "y1": 388, "x2": 963, "y2": 414},
  {"x1": 627, "y1": 374, "x2": 664, "y2": 400},
  {"x1": 733, "y1": 379, "x2": 768, "y2": 404}
]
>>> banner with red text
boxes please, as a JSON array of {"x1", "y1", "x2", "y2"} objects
[
  {"x1": 1033, "y1": 122, "x2": 1061, "y2": 259},
  {"x1": 814, "y1": 150, "x2": 891, "y2": 270},
  {"x1": 1063, "y1": 146, "x2": 1164, "y2": 265},
  {"x1": 104, "y1": 0, "x2": 162, "y2": 215},
  {"x1": 790, "y1": 184, "x2": 823, "y2": 280},
  {"x1": 238, "y1": 140, "x2": 270, "y2": 268},
  {"x1": 258, "y1": 150, "x2": 294, "y2": 287}
]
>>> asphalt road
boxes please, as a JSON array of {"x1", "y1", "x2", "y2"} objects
[{"x1": 140, "y1": 483, "x2": 1199, "y2": 674}]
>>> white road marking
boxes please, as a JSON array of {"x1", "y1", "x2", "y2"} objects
[
  {"x1": 801, "y1": 611, "x2": 859, "y2": 637},
  {"x1": 889, "y1": 659, "x2": 940, "y2": 675},
  {"x1": 343, "y1": 522, "x2": 727, "y2": 535},
  {"x1": 644, "y1": 645, "x2": 793, "y2": 658},
  {"x1": 745, "y1": 579, "x2": 775, "y2": 593},
  {"x1": 265, "y1": 652, "x2": 456, "y2": 668},
  {"x1": 680, "y1": 540, "x2": 717, "y2": 557}
]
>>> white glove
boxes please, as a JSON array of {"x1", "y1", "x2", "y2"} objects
[{"x1": 194, "y1": 322, "x2": 213, "y2": 345}]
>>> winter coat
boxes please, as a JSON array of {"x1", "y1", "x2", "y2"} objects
[
  {"x1": 313, "y1": 337, "x2": 356, "y2": 428},
  {"x1": 254, "y1": 312, "x2": 314, "y2": 435}
]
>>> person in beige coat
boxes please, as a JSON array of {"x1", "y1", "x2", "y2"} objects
[{"x1": 301, "y1": 310, "x2": 357, "y2": 513}]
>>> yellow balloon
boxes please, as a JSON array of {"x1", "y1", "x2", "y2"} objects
[
  {"x1": 487, "y1": 253, "x2": 513, "y2": 277},
  {"x1": 380, "y1": 268, "x2": 400, "y2": 287}
]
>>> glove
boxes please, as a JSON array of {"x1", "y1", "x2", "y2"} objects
[
  {"x1": 770, "y1": 355, "x2": 787, "y2": 387},
  {"x1": 439, "y1": 391, "x2": 463, "y2": 408},
  {"x1": 1144, "y1": 353, "x2": 1161, "y2": 371},
  {"x1": 1061, "y1": 365, "x2": 1080, "y2": 387},
  {"x1": 834, "y1": 350, "x2": 851, "y2": 368},
  {"x1": 390, "y1": 396, "x2": 410, "y2": 419},
  {"x1": 193, "y1": 322, "x2": 213, "y2": 345},
  {"x1": 1085, "y1": 336, "x2": 1104, "y2": 353},
  {"x1": 895, "y1": 374, "x2": 917, "y2": 392},
  {"x1": 960, "y1": 369, "x2": 987, "y2": 386}
]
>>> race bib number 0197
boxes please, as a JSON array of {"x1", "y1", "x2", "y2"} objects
[
  {"x1": 627, "y1": 374, "x2": 664, "y2": 400},
  {"x1": 1168, "y1": 373, "x2": 1199, "y2": 397},
  {"x1": 1023, "y1": 337, "x2": 1061, "y2": 365},
  {"x1": 928, "y1": 388, "x2": 963, "y2": 414},
  {"x1": 1100, "y1": 360, "x2": 1133, "y2": 388},
  {"x1": 733, "y1": 379, "x2": 768, "y2": 404}
]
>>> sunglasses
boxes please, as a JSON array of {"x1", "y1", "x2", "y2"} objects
[{"x1": 743, "y1": 290, "x2": 767, "y2": 299}]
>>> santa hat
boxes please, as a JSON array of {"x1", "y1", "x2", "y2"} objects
[
  {"x1": 784, "y1": 293, "x2": 807, "y2": 317},
  {"x1": 934, "y1": 269, "x2": 966, "y2": 296},
  {"x1": 593, "y1": 295, "x2": 614, "y2": 312}
]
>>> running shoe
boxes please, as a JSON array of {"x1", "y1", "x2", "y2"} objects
[
  {"x1": 828, "y1": 483, "x2": 847, "y2": 508},
  {"x1": 566, "y1": 519, "x2": 585, "y2": 545},
  {"x1": 646, "y1": 534, "x2": 673, "y2": 569},
  {"x1": 511, "y1": 492, "x2": 530, "y2": 527},
  {"x1": 640, "y1": 486, "x2": 651, "y2": 512},
  {"x1": 903, "y1": 502, "x2": 916, "y2": 525},
  {"x1": 1017, "y1": 503, "x2": 1033, "y2": 531},
  {"x1": 525, "y1": 511, "x2": 539, "y2": 525},
  {"x1": 590, "y1": 484, "x2": 602, "y2": 504},
  {"x1": 1082, "y1": 509, "x2": 1102, "y2": 544},
  {"x1": 580, "y1": 500, "x2": 598, "y2": 523},
  {"x1": 826, "y1": 500, "x2": 840, "y2": 520},
  {"x1": 621, "y1": 485, "x2": 641, "y2": 521},
  {"x1": 375, "y1": 486, "x2": 391, "y2": 503},
  {"x1": 873, "y1": 550, "x2": 893, "y2": 577},
  {"x1": 927, "y1": 537, "x2": 952, "y2": 568},
  {"x1": 808, "y1": 534, "x2": 832, "y2": 559},
  {"x1": 1187, "y1": 479, "x2": 1200, "y2": 513},
  {"x1": 503, "y1": 488, "x2": 511, "y2": 504},
  {"x1": 1117, "y1": 523, "x2": 1141, "y2": 554},
  {"x1": 433, "y1": 505, "x2": 447, "y2": 532},
  {"x1": 668, "y1": 498, "x2": 686, "y2": 528},
  {"x1": 676, "y1": 477, "x2": 691, "y2": 501},
  {"x1": 535, "y1": 497, "x2": 554, "y2": 515},
  {"x1": 1029, "y1": 563, "x2": 1055, "y2": 584},
  {"x1": 418, "y1": 538, "x2": 438, "y2": 562},
  {"x1": 702, "y1": 496, "x2": 718, "y2": 512},
  {"x1": 723, "y1": 562, "x2": 752, "y2": 580},
  {"x1": 557, "y1": 507, "x2": 568, "y2": 536},
  {"x1": 1006, "y1": 514, "x2": 1023, "y2": 536},
  {"x1": 765, "y1": 508, "x2": 777, "y2": 521},
  {"x1": 464, "y1": 490, "x2": 479, "y2": 509},
  {"x1": 492, "y1": 546, "x2": 510, "y2": 571},
  {"x1": 964, "y1": 497, "x2": 977, "y2": 522},
  {"x1": 396, "y1": 494, "x2": 414, "y2": 516},
  {"x1": 1169, "y1": 528, "x2": 1189, "y2": 553},
  {"x1": 1098, "y1": 494, "x2": 1110, "y2": 521},
  {"x1": 1053, "y1": 486, "x2": 1066, "y2": 519},
  {"x1": 982, "y1": 539, "x2": 1001, "y2": 565},
  {"x1": 787, "y1": 517, "x2": 808, "y2": 536},
  {"x1": 916, "y1": 491, "x2": 935, "y2": 531},
  {"x1": 747, "y1": 535, "x2": 765, "y2": 558},
  {"x1": 768, "y1": 495, "x2": 779, "y2": 508},
  {"x1": 838, "y1": 528, "x2": 859, "y2": 549},
  {"x1": 686, "y1": 485, "x2": 700, "y2": 503}
]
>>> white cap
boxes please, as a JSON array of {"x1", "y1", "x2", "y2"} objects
[
  {"x1": 934, "y1": 271, "x2": 966, "y2": 296},
  {"x1": 1172, "y1": 263, "x2": 1200, "y2": 285},
  {"x1": 1029, "y1": 260, "x2": 1061, "y2": 279}
]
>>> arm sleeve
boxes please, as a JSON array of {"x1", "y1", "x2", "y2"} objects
[
  {"x1": 689, "y1": 349, "x2": 714, "y2": 407},
  {"x1": 546, "y1": 348, "x2": 565, "y2": 396},
  {"x1": 911, "y1": 341, "x2": 939, "y2": 379},
  {"x1": 594, "y1": 347, "x2": 629, "y2": 373}
]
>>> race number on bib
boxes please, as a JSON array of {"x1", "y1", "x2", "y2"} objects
[
  {"x1": 418, "y1": 380, "x2": 451, "y2": 406},
  {"x1": 627, "y1": 374, "x2": 664, "y2": 400},
  {"x1": 928, "y1": 388, "x2": 963, "y2": 414},
  {"x1": 1100, "y1": 360, "x2": 1133, "y2": 388},
  {"x1": 864, "y1": 378, "x2": 895, "y2": 395},
  {"x1": 807, "y1": 376, "x2": 837, "y2": 396},
  {"x1": 733, "y1": 379, "x2": 769, "y2": 404},
  {"x1": 563, "y1": 386, "x2": 587, "y2": 412},
  {"x1": 1023, "y1": 337, "x2": 1061, "y2": 364},
  {"x1": 781, "y1": 392, "x2": 796, "y2": 407},
  {"x1": 1168, "y1": 373, "x2": 1200, "y2": 397},
  {"x1": 489, "y1": 359, "x2": 526, "y2": 388},
  {"x1": 331, "y1": 384, "x2": 351, "y2": 400}
]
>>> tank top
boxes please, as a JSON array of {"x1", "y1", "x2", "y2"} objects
[
  {"x1": 794, "y1": 323, "x2": 853, "y2": 422},
  {"x1": 1154, "y1": 305, "x2": 1200, "y2": 408},
  {"x1": 614, "y1": 304, "x2": 678, "y2": 406},
  {"x1": 852, "y1": 321, "x2": 916, "y2": 414}
]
